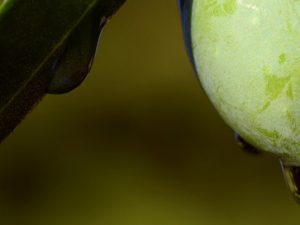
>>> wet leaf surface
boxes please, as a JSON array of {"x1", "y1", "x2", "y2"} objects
[{"x1": 0, "y1": 0, "x2": 125, "y2": 141}]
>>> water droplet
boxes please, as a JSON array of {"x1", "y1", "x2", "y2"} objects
[
  {"x1": 47, "y1": 10, "x2": 107, "y2": 94},
  {"x1": 280, "y1": 159, "x2": 300, "y2": 203},
  {"x1": 234, "y1": 133, "x2": 261, "y2": 155}
]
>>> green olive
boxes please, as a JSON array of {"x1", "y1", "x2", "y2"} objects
[{"x1": 181, "y1": 0, "x2": 300, "y2": 163}]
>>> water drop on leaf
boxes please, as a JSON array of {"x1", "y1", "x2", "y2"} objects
[{"x1": 48, "y1": 9, "x2": 107, "y2": 94}]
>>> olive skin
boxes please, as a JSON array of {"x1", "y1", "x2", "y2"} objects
[{"x1": 179, "y1": 1, "x2": 300, "y2": 163}]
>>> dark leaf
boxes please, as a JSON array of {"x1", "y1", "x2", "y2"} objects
[{"x1": 0, "y1": 0, "x2": 125, "y2": 141}]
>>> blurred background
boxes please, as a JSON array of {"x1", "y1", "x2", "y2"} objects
[{"x1": 1, "y1": 0, "x2": 300, "y2": 224}]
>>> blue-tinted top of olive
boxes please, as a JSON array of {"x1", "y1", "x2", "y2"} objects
[{"x1": 178, "y1": 0, "x2": 195, "y2": 69}]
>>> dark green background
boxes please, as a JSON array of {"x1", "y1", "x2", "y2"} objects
[{"x1": 1, "y1": 0, "x2": 300, "y2": 224}]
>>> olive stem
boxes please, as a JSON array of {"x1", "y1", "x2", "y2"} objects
[{"x1": 280, "y1": 159, "x2": 300, "y2": 204}]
